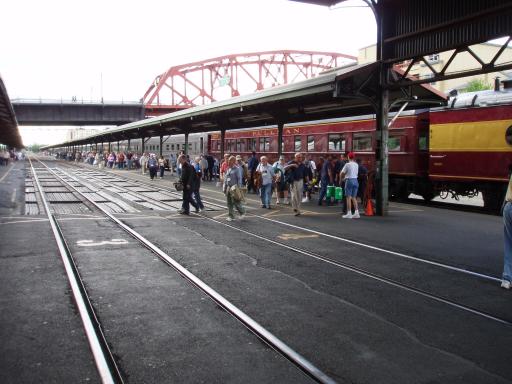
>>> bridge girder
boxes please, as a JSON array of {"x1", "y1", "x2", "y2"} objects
[{"x1": 143, "y1": 50, "x2": 357, "y2": 115}]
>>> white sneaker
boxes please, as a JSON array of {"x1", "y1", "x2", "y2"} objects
[
  {"x1": 239, "y1": 214, "x2": 246, "y2": 220},
  {"x1": 501, "y1": 280, "x2": 511, "y2": 289},
  {"x1": 199, "y1": 208, "x2": 205, "y2": 212},
  {"x1": 342, "y1": 213, "x2": 353, "y2": 219},
  {"x1": 302, "y1": 197, "x2": 307, "y2": 203},
  {"x1": 352, "y1": 211, "x2": 360, "y2": 219},
  {"x1": 284, "y1": 199, "x2": 289, "y2": 205},
  {"x1": 276, "y1": 199, "x2": 280, "y2": 205},
  {"x1": 226, "y1": 217, "x2": 234, "y2": 222}
]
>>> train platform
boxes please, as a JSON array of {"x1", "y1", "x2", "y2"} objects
[{"x1": 1, "y1": 158, "x2": 511, "y2": 384}]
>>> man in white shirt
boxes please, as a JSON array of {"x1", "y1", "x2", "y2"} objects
[{"x1": 340, "y1": 152, "x2": 360, "y2": 219}]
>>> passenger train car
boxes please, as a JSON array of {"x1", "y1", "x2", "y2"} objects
[
  {"x1": 128, "y1": 82, "x2": 512, "y2": 213},
  {"x1": 207, "y1": 82, "x2": 512, "y2": 213}
]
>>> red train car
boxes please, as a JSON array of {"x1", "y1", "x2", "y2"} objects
[
  {"x1": 209, "y1": 85, "x2": 512, "y2": 212},
  {"x1": 428, "y1": 91, "x2": 512, "y2": 211},
  {"x1": 210, "y1": 111, "x2": 430, "y2": 193}
]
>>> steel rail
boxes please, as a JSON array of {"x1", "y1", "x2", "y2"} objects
[
  {"x1": 61, "y1": 160, "x2": 500, "y2": 283},
  {"x1": 194, "y1": 213, "x2": 511, "y2": 326},
  {"x1": 36, "y1": 159, "x2": 338, "y2": 384},
  {"x1": 28, "y1": 159, "x2": 122, "y2": 384},
  {"x1": 63, "y1": 161, "x2": 500, "y2": 283},
  {"x1": 53, "y1": 161, "x2": 506, "y2": 322}
]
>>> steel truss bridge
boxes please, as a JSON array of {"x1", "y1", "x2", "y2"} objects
[{"x1": 142, "y1": 50, "x2": 357, "y2": 115}]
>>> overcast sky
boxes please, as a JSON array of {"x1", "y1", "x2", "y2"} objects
[{"x1": 2, "y1": 0, "x2": 377, "y2": 145}]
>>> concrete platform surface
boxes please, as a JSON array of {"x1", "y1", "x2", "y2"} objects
[{"x1": 1, "y1": 159, "x2": 510, "y2": 384}]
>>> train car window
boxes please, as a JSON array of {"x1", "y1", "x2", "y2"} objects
[
  {"x1": 236, "y1": 140, "x2": 241, "y2": 153},
  {"x1": 240, "y1": 139, "x2": 246, "y2": 153},
  {"x1": 388, "y1": 136, "x2": 401, "y2": 151},
  {"x1": 189, "y1": 143, "x2": 192, "y2": 150},
  {"x1": 166, "y1": 144, "x2": 170, "y2": 151},
  {"x1": 156, "y1": 145, "x2": 159, "y2": 150},
  {"x1": 418, "y1": 133, "x2": 428, "y2": 151},
  {"x1": 307, "y1": 135, "x2": 315, "y2": 152},
  {"x1": 259, "y1": 137, "x2": 265, "y2": 152},
  {"x1": 328, "y1": 134, "x2": 345, "y2": 152},
  {"x1": 265, "y1": 137, "x2": 270, "y2": 152},
  {"x1": 353, "y1": 133, "x2": 372, "y2": 151},
  {"x1": 248, "y1": 138, "x2": 256, "y2": 151},
  {"x1": 294, "y1": 136, "x2": 302, "y2": 151}
]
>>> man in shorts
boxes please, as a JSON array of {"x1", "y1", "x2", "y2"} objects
[{"x1": 340, "y1": 152, "x2": 360, "y2": 219}]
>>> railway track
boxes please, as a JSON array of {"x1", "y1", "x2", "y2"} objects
[
  {"x1": 28, "y1": 158, "x2": 122, "y2": 384},
  {"x1": 48, "y1": 159, "x2": 510, "y2": 325},
  {"x1": 30, "y1": 158, "x2": 335, "y2": 384}
]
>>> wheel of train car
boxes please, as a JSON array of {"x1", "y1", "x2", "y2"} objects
[
  {"x1": 389, "y1": 178, "x2": 409, "y2": 201},
  {"x1": 482, "y1": 187, "x2": 505, "y2": 215},
  {"x1": 421, "y1": 192, "x2": 435, "y2": 203}
]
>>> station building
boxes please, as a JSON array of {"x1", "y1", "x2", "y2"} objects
[{"x1": 358, "y1": 42, "x2": 512, "y2": 93}]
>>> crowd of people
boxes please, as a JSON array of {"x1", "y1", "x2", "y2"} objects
[
  {"x1": 60, "y1": 149, "x2": 369, "y2": 219},
  {"x1": 57, "y1": 150, "x2": 220, "y2": 181},
  {"x1": 0, "y1": 149, "x2": 23, "y2": 165},
  {"x1": 53, "y1": 147, "x2": 512, "y2": 291},
  {"x1": 212, "y1": 150, "x2": 369, "y2": 219}
]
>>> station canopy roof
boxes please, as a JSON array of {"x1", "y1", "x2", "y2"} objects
[
  {"x1": 45, "y1": 62, "x2": 446, "y2": 149},
  {"x1": 0, "y1": 76, "x2": 23, "y2": 148}
]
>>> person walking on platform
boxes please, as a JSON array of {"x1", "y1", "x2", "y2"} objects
[
  {"x1": 285, "y1": 152, "x2": 308, "y2": 216},
  {"x1": 206, "y1": 154, "x2": 214, "y2": 181},
  {"x1": 178, "y1": 154, "x2": 199, "y2": 215},
  {"x1": 236, "y1": 155, "x2": 249, "y2": 188},
  {"x1": 502, "y1": 174, "x2": 512, "y2": 289},
  {"x1": 356, "y1": 158, "x2": 368, "y2": 206},
  {"x1": 158, "y1": 155, "x2": 165, "y2": 179},
  {"x1": 200, "y1": 155, "x2": 208, "y2": 181},
  {"x1": 247, "y1": 151, "x2": 259, "y2": 194},
  {"x1": 318, "y1": 155, "x2": 334, "y2": 206},
  {"x1": 340, "y1": 152, "x2": 360, "y2": 219},
  {"x1": 148, "y1": 154, "x2": 158, "y2": 180},
  {"x1": 256, "y1": 156, "x2": 275, "y2": 209},
  {"x1": 140, "y1": 153, "x2": 147, "y2": 174},
  {"x1": 223, "y1": 155, "x2": 245, "y2": 221},
  {"x1": 219, "y1": 153, "x2": 230, "y2": 183},
  {"x1": 273, "y1": 156, "x2": 289, "y2": 205},
  {"x1": 117, "y1": 152, "x2": 125, "y2": 169},
  {"x1": 193, "y1": 157, "x2": 205, "y2": 212},
  {"x1": 97, "y1": 151, "x2": 104, "y2": 169},
  {"x1": 107, "y1": 153, "x2": 115, "y2": 168}
]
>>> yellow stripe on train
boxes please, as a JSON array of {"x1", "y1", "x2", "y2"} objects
[{"x1": 430, "y1": 119, "x2": 512, "y2": 151}]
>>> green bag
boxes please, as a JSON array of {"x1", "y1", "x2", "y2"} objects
[
  {"x1": 335, "y1": 186, "x2": 343, "y2": 201},
  {"x1": 326, "y1": 185, "x2": 335, "y2": 198}
]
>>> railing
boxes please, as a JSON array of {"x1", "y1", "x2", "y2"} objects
[{"x1": 10, "y1": 97, "x2": 143, "y2": 105}]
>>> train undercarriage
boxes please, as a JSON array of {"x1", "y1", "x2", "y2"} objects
[{"x1": 389, "y1": 177, "x2": 506, "y2": 214}]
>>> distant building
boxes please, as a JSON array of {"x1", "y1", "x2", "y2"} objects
[
  {"x1": 358, "y1": 42, "x2": 512, "y2": 93},
  {"x1": 66, "y1": 127, "x2": 103, "y2": 142}
]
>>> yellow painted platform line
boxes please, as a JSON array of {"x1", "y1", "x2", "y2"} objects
[{"x1": 277, "y1": 233, "x2": 319, "y2": 240}]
